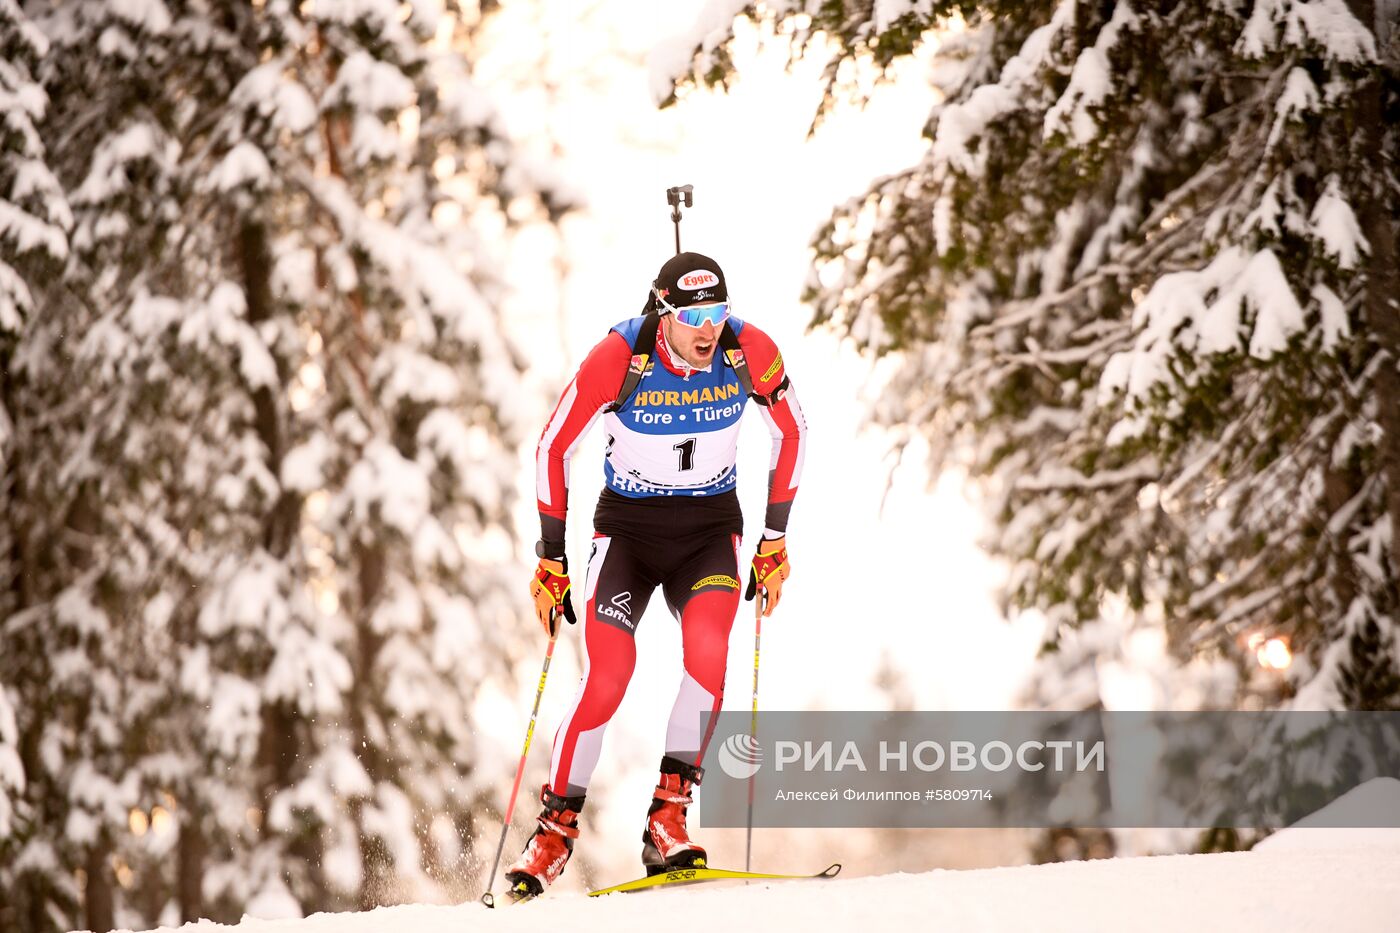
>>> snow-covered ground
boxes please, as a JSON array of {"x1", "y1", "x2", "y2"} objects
[
  {"x1": 103, "y1": 839, "x2": 1400, "y2": 933},
  {"x1": 103, "y1": 777, "x2": 1400, "y2": 933}
]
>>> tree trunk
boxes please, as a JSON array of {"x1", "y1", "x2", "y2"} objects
[
  {"x1": 352, "y1": 538, "x2": 389, "y2": 909},
  {"x1": 238, "y1": 212, "x2": 328, "y2": 908},
  {"x1": 177, "y1": 814, "x2": 206, "y2": 922},
  {"x1": 236, "y1": 219, "x2": 299, "y2": 558},
  {"x1": 84, "y1": 840, "x2": 114, "y2": 933}
]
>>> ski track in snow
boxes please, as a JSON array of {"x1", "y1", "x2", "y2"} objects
[{"x1": 106, "y1": 844, "x2": 1400, "y2": 933}]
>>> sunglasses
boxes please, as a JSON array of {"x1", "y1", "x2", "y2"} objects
[{"x1": 655, "y1": 289, "x2": 732, "y2": 329}]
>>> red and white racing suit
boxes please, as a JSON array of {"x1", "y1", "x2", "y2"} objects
[{"x1": 536, "y1": 314, "x2": 806, "y2": 794}]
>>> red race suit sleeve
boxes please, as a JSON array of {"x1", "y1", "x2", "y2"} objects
[
  {"x1": 737, "y1": 322, "x2": 807, "y2": 537},
  {"x1": 535, "y1": 331, "x2": 629, "y2": 555}
]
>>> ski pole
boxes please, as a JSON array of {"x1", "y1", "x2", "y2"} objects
[
  {"x1": 745, "y1": 590, "x2": 765, "y2": 873},
  {"x1": 480, "y1": 629, "x2": 558, "y2": 908},
  {"x1": 666, "y1": 184, "x2": 693, "y2": 255}
]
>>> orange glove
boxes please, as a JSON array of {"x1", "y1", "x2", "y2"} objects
[
  {"x1": 530, "y1": 557, "x2": 577, "y2": 637},
  {"x1": 744, "y1": 536, "x2": 789, "y2": 616}
]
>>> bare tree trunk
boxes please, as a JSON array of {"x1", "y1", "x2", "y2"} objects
[
  {"x1": 177, "y1": 816, "x2": 206, "y2": 922},
  {"x1": 237, "y1": 219, "x2": 298, "y2": 557},
  {"x1": 84, "y1": 840, "x2": 114, "y2": 933}
]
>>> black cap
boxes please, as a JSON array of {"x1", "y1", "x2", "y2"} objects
[{"x1": 652, "y1": 252, "x2": 727, "y2": 312}]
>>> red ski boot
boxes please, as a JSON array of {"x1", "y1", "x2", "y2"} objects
[
  {"x1": 504, "y1": 785, "x2": 585, "y2": 900},
  {"x1": 641, "y1": 756, "x2": 707, "y2": 875}
]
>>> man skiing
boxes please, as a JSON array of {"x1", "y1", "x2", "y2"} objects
[{"x1": 505, "y1": 251, "x2": 807, "y2": 898}]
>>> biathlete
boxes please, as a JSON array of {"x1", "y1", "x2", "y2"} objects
[{"x1": 505, "y1": 251, "x2": 807, "y2": 897}]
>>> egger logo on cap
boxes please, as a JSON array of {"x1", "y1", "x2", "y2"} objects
[
  {"x1": 679, "y1": 270, "x2": 720, "y2": 290},
  {"x1": 652, "y1": 251, "x2": 728, "y2": 311}
]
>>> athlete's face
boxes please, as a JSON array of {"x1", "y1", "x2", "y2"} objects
[{"x1": 662, "y1": 314, "x2": 720, "y2": 369}]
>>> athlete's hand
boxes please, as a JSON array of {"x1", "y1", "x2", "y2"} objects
[
  {"x1": 530, "y1": 557, "x2": 577, "y2": 637},
  {"x1": 744, "y1": 536, "x2": 789, "y2": 616}
]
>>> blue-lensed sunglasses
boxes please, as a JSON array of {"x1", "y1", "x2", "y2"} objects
[{"x1": 655, "y1": 288, "x2": 731, "y2": 328}]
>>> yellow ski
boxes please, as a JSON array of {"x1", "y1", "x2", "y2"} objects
[{"x1": 587, "y1": 862, "x2": 841, "y2": 897}]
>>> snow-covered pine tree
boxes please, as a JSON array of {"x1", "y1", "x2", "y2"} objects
[
  {"x1": 0, "y1": 0, "x2": 68, "y2": 645},
  {"x1": 0, "y1": 2, "x2": 70, "y2": 928},
  {"x1": 6, "y1": 3, "x2": 291, "y2": 928},
  {"x1": 0, "y1": 0, "x2": 68, "y2": 494},
  {"x1": 2, "y1": 2, "x2": 569, "y2": 929},
  {"x1": 662, "y1": 1, "x2": 1400, "y2": 710},
  {"x1": 239, "y1": 0, "x2": 569, "y2": 911}
]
